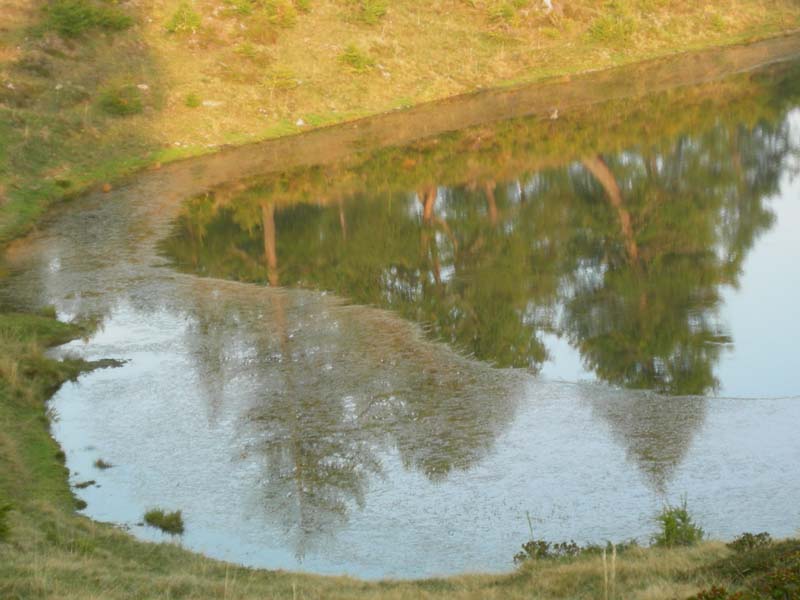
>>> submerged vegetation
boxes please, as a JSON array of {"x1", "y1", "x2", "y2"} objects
[{"x1": 144, "y1": 508, "x2": 185, "y2": 535}]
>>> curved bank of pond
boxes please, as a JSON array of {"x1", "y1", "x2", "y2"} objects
[{"x1": 1, "y1": 38, "x2": 800, "y2": 579}]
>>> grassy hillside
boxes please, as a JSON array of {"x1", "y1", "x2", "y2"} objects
[{"x1": 1, "y1": 0, "x2": 799, "y2": 243}]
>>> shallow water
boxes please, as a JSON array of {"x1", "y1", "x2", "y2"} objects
[{"x1": 2, "y1": 52, "x2": 800, "y2": 579}]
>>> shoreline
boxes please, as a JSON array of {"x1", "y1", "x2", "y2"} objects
[{"x1": 1, "y1": 28, "x2": 800, "y2": 600}]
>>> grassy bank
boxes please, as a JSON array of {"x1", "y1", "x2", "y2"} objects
[{"x1": 1, "y1": 0, "x2": 800, "y2": 243}]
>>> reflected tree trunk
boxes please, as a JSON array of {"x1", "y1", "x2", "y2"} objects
[
  {"x1": 338, "y1": 199, "x2": 348, "y2": 241},
  {"x1": 418, "y1": 186, "x2": 437, "y2": 223},
  {"x1": 484, "y1": 181, "x2": 498, "y2": 225},
  {"x1": 583, "y1": 156, "x2": 640, "y2": 264},
  {"x1": 261, "y1": 201, "x2": 280, "y2": 287}
]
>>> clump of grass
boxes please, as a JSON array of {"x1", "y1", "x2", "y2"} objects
[
  {"x1": 652, "y1": 498, "x2": 704, "y2": 547},
  {"x1": 185, "y1": 92, "x2": 201, "y2": 108},
  {"x1": 166, "y1": 1, "x2": 201, "y2": 34},
  {"x1": 487, "y1": 0, "x2": 526, "y2": 24},
  {"x1": 265, "y1": 0, "x2": 299, "y2": 27},
  {"x1": 98, "y1": 85, "x2": 143, "y2": 116},
  {"x1": 93, "y1": 458, "x2": 113, "y2": 469},
  {"x1": 41, "y1": 0, "x2": 133, "y2": 38},
  {"x1": 264, "y1": 67, "x2": 299, "y2": 91},
  {"x1": 338, "y1": 44, "x2": 375, "y2": 73},
  {"x1": 144, "y1": 508, "x2": 184, "y2": 535},
  {"x1": 0, "y1": 503, "x2": 12, "y2": 542},
  {"x1": 587, "y1": 1, "x2": 635, "y2": 44},
  {"x1": 74, "y1": 479, "x2": 96, "y2": 489},
  {"x1": 346, "y1": 0, "x2": 387, "y2": 24},
  {"x1": 0, "y1": 357, "x2": 19, "y2": 389},
  {"x1": 224, "y1": 0, "x2": 303, "y2": 24}
]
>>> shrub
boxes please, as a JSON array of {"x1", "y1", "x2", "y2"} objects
[
  {"x1": 43, "y1": 0, "x2": 132, "y2": 38},
  {"x1": 513, "y1": 539, "x2": 582, "y2": 563},
  {"x1": 513, "y1": 537, "x2": 638, "y2": 564},
  {"x1": 728, "y1": 532, "x2": 773, "y2": 553},
  {"x1": 98, "y1": 86, "x2": 143, "y2": 116},
  {"x1": 652, "y1": 499, "x2": 704, "y2": 547},
  {"x1": 166, "y1": 2, "x2": 201, "y2": 34},
  {"x1": 144, "y1": 509, "x2": 184, "y2": 535}
]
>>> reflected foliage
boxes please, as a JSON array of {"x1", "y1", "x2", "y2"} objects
[{"x1": 162, "y1": 61, "x2": 799, "y2": 396}]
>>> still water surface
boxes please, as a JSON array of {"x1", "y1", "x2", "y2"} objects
[{"x1": 2, "y1": 54, "x2": 800, "y2": 579}]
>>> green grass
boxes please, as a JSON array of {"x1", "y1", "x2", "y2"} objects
[
  {"x1": 346, "y1": 0, "x2": 388, "y2": 24},
  {"x1": 166, "y1": 1, "x2": 201, "y2": 33},
  {"x1": 338, "y1": 44, "x2": 375, "y2": 73},
  {"x1": 98, "y1": 85, "x2": 144, "y2": 116},
  {"x1": 144, "y1": 509, "x2": 185, "y2": 535},
  {"x1": 40, "y1": 0, "x2": 133, "y2": 38}
]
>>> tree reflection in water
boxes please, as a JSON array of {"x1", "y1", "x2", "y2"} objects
[{"x1": 158, "y1": 59, "x2": 800, "y2": 554}]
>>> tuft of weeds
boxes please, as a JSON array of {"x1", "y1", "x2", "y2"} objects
[
  {"x1": 41, "y1": 0, "x2": 133, "y2": 38},
  {"x1": 0, "y1": 503, "x2": 12, "y2": 542},
  {"x1": 346, "y1": 0, "x2": 387, "y2": 25},
  {"x1": 185, "y1": 92, "x2": 201, "y2": 108},
  {"x1": 652, "y1": 498, "x2": 704, "y2": 547},
  {"x1": 264, "y1": 67, "x2": 299, "y2": 91},
  {"x1": 93, "y1": 458, "x2": 113, "y2": 469},
  {"x1": 487, "y1": 1, "x2": 521, "y2": 24},
  {"x1": 144, "y1": 508, "x2": 185, "y2": 535},
  {"x1": 338, "y1": 44, "x2": 375, "y2": 73},
  {"x1": 98, "y1": 85, "x2": 143, "y2": 116},
  {"x1": 587, "y1": 1, "x2": 635, "y2": 45},
  {"x1": 166, "y1": 1, "x2": 201, "y2": 34}
]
